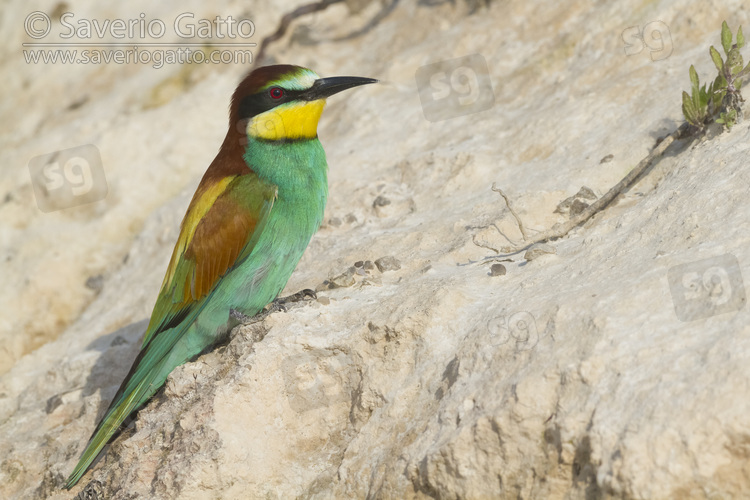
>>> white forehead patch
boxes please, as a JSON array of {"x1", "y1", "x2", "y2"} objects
[{"x1": 270, "y1": 68, "x2": 320, "y2": 91}]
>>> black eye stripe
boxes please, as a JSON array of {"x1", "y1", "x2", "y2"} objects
[{"x1": 237, "y1": 88, "x2": 304, "y2": 120}]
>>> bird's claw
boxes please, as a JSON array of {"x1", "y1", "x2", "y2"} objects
[
  {"x1": 230, "y1": 289, "x2": 316, "y2": 325},
  {"x1": 277, "y1": 288, "x2": 317, "y2": 304},
  {"x1": 230, "y1": 308, "x2": 253, "y2": 323},
  {"x1": 265, "y1": 301, "x2": 287, "y2": 314}
]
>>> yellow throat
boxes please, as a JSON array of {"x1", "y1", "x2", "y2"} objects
[{"x1": 247, "y1": 99, "x2": 326, "y2": 140}]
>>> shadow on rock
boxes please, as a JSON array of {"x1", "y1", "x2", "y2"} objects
[{"x1": 81, "y1": 319, "x2": 147, "y2": 413}]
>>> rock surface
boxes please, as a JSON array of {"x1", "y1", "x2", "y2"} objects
[{"x1": 2, "y1": 0, "x2": 750, "y2": 499}]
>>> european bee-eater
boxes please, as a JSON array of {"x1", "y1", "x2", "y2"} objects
[{"x1": 65, "y1": 64, "x2": 377, "y2": 489}]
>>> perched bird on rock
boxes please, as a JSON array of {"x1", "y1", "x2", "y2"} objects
[{"x1": 66, "y1": 64, "x2": 377, "y2": 489}]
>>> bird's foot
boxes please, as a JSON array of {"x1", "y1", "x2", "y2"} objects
[
  {"x1": 229, "y1": 308, "x2": 255, "y2": 323},
  {"x1": 230, "y1": 289, "x2": 317, "y2": 325},
  {"x1": 276, "y1": 288, "x2": 317, "y2": 305},
  {"x1": 230, "y1": 305, "x2": 279, "y2": 325}
]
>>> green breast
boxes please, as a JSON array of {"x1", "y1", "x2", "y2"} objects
[{"x1": 207, "y1": 137, "x2": 329, "y2": 321}]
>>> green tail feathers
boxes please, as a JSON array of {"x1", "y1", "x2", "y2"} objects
[
  {"x1": 65, "y1": 356, "x2": 163, "y2": 489},
  {"x1": 65, "y1": 398, "x2": 135, "y2": 489},
  {"x1": 65, "y1": 320, "x2": 188, "y2": 489}
]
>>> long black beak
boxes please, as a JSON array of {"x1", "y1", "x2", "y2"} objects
[{"x1": 303, "y1": 76, "x2": 378, "y2": 100}]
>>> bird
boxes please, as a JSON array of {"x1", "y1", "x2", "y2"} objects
[{"x1": 65, "y1": 64, "x2": 377, "y2": 489}]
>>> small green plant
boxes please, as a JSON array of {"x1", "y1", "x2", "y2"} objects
[
  {"x1": 681, "y1": 65, "x2": 721, "y2": 128},
  {"x1": 682, "y1": 21, "x2": 750, "y2": 132},
  {"x1": 716, "y1": 108, "x2": 738, "y2": 129}
]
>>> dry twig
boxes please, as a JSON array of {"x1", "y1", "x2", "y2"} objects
[
  {"x1": 491, "y1": 183, "x2": 529, "y2": 241},
  {"x1": 255, "y1": 0, "x2": 345, "y2": 64},
  {"x1": 477, "y1": 122, "x2": 690, "y2": 262}
]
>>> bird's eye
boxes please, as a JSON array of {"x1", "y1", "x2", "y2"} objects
[{"x1": 269, "y1": 87, "x2": 284, "y2": 99}]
